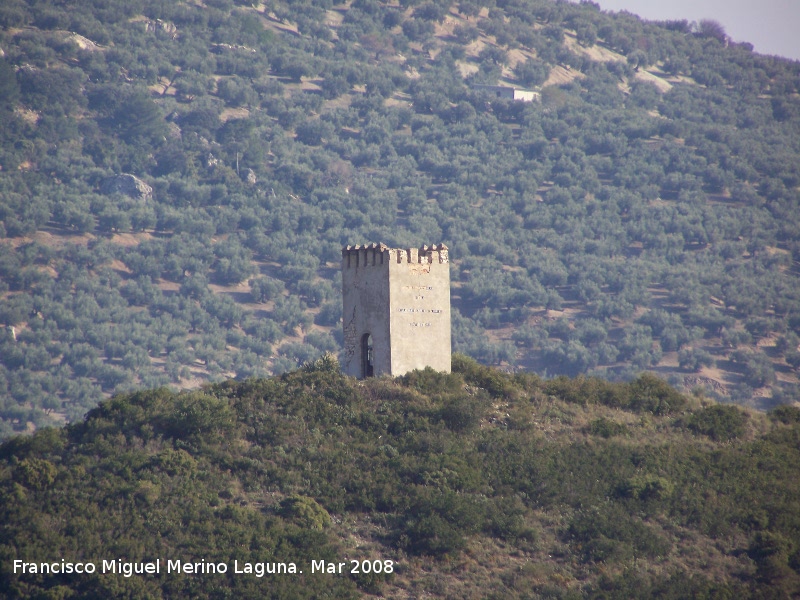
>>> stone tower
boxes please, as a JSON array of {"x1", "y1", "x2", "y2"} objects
[{"x1": 341, "y1": 243, "x2": 451, "y2": 378}]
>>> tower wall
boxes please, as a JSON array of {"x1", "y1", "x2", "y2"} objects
[
  {"x1": 387, "y1": 245, "x2": 451, "y2": 375},
  {"x1": 341, "y1": 244, "x2": 392, "y2": 378},
  {"x1": 341, "y1": 243, "x2": 451, "y2": 378}
]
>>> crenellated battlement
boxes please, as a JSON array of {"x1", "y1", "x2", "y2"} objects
[{"x1": 342, "y1": 243, "x2": 448, "y2": 268}]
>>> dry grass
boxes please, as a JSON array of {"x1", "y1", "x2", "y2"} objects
[
  {"x1": 543, "y1": 65, "x2": 585, "y2": 87},
  {"x1": 220, "y1": 107, "x2": 250, "y2": 122},
  {"x1": 564, "y1": 34, "x2": 626, "y2": 64},
  {"x1": 635, "y1": 69, "x2": 673, "y2": 93}
]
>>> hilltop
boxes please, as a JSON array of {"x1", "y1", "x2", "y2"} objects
[
  {"x1": 1, "y1": 0, "x2": 800, "y2": 436},
  {"x1": 2, "y1": 358, "x2": 800, "y2": 598}
]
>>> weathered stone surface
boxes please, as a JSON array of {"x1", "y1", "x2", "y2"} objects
[
  {"x1": 342, "y1": 243, "x2": 451, "y2": 378},
  {"x1": 142, "y1": 19, "x2": 177, "y2": 38},
  {"x1": 100, "y1": 174, "x2": 153, "y2": 201}
]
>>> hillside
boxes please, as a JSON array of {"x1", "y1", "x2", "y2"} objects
[
  {"x1": 1, "y1": 0, "x2": 800, "y2": 436},
  {"x1": 2, "y1": 358, "x2": 800, "y2": 598}
]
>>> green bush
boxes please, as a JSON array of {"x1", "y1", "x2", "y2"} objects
[
  {"x1": 438, "y1": 393, "x2": 485, "y2": 432},
  {"x1": 687, "y1": 404, "x2": 748, "y2": 441},
  {"x1": 628, "y1": 373, "x2": 688, "y2": 415},
  {"x1": 398, "y1": 488, "x2": 485, "y2": 557},
  {"x1": 279, "y1": 494, "x2": 332, "y2": 530},
  {"x1": 133, "y1": 391, "x2": 240, "y2": 441},
  {"x1": 587, "y1": 417, "x2": 629, "y2": 438},
  {"x1": 13, "y1": 457, "x2": 57, "y2": 490},
  {"x1": 748, "y1": 531, "x2": 798, "y2": 586},
  {"x1": 401, "y1": 367, "x2": 464, "y2": 396},
  {"x1": 400, "y1": 513, "x2": 466, "y2": 557},
  {"x1": 618, "y1": 474, "x2": 674, "y2": 501},
  {"x1": 452, "y1": 354, "x2": 517, "y2": 399},
  {"x1": 771, "y1": 404, "x2": 800, "y2": 424}
]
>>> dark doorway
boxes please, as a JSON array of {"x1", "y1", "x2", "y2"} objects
[{"x1": 361, "y1": 333, "x2": 374, "y2": 378}]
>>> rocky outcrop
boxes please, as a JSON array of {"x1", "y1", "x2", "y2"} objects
[
  {"x1": 142, "y1": 19, "x2": 178, "y2": 39},
  {"x1": 100, "y1": 174, "x2": 153, "y2": 201}
]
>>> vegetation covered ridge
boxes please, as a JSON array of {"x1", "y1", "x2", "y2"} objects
[
  {"x1": 1, "y1": 0, "x2": 800, "y2": 437},
  {"x1": 2, "y1": 356, "x2": 800, "y2": 598}
]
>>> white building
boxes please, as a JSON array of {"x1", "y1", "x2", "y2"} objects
[{"x1": 472, "y1": 84, "x2": 540, "y2": 102}]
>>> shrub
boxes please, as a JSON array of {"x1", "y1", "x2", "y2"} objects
[
  {"x1": 451, "y1": 354, "x2": 517, "y2": 399},
  {"x1": 628, "y1": 373, "x2": 687, "y2": 415},
  {"x1": 13, "y1": 457, "x2": 57, "y2": 490},
  {"x1": 398, "y1": 489, "x2": 484, "y2": 557},
  {"x1": 568, "y1": 506, "x2": 671, "y2": 562},
  {"x1": 771, "y1": 405, "x2": 800, "y2": 424},
  {"x1": 486, "y1": 496, "x2": 537, "y2": 543},
  {"x1": 401, "y1": 513, "x2": 465, "y2": 557},
  {"x1": 279, "y1": 495, "x2": 331, "y2": 530},
  {"x1": 618, "y1": 474, "x2": 674, "y2": 501},
  {"x1": 748, "y1": 531, "x2": 797, "y2": 585},
  {"x1": 438, "y1": 394, "x2": 485, "y2": 433},
  {"x1": 302, "y1": 352, "x2": 340, "y2": 373},
  {"x1": 401, "y1": 367, "x2": 463, "y2": 396},
  {"x1": 160, "y1": 392, "x2": 237, "y2": 440},
  {"x1": 587, "y1": 417, "x2": 629, "y2": 438},
  {"x1": 687, "y1": 404, "x2": 748, "y2": 441}
]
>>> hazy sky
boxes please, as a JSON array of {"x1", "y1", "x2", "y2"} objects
[{"x1": 593, "y1": 0, "x2": 800, "y2": 61}]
